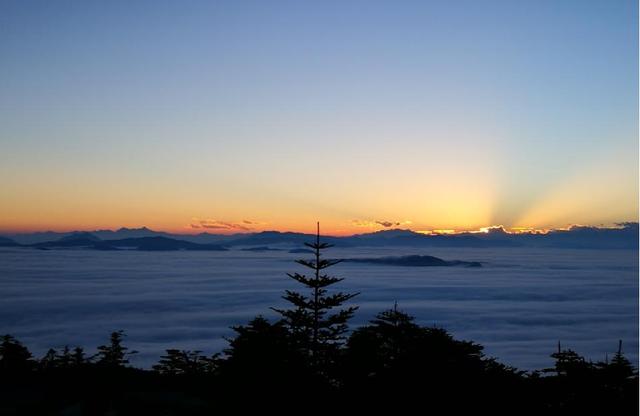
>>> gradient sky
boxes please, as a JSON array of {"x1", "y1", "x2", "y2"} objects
[{"x1": 1, "y1": 0, "x2": 637, "y2": 235}]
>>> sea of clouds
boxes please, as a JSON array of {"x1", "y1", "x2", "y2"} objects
[{"x1": 0, "y1": 246, "x2": 637, "y2": 371}]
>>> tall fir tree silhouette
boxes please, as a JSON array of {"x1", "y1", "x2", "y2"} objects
[
  {"x1": 603, "y1": 340, "x2": 636, "y2": 383},
  {"x1": 94, "y1": 330, "x2": 137, "y2": 367},
  {"x1": 272, "y1": 222, "x2": 358, "y2": 368}
]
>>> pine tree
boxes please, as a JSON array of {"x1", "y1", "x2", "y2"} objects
[
  {"x1": 222, "y1": 316, "x2": 300, "y2": 377},
  {"x1": 600, "y1": 340, "x2": 636, "y2": 386},
  {"x1": 57, "y1": 346, "x2": 73, "y2": 368},
  {"x1": 153, "y1": 349, "x2": 217, "y2": 375},
  {"x1": 546, "y1": 342, "x2": 592, "y2": 377},
  {"x1": 0, "y1": 334, "x2": 35, "y2": 373},
  {"x1": 272, "y1": 222, "x2": 358, "y2": 369},
  {"x1": 95, "y1": 330, "x2": 137, "y2": 367},
  {"x1": 39, "y1": 348, "x2": 59, "y2": 370},
  {"x1": 72, "y1": 346, "x2": 87, "y2": 366}
]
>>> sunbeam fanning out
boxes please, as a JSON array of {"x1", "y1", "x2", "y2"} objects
[
  {"x1": 0, "y1": 1, "x2": 637, "y2": 413},
  {"x1": 0, "y1": 2, "x2": 636, "y2": 234}
]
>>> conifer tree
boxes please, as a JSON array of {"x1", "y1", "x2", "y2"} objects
[
  {"x1": 547, "y1": 342, "x2": 592, "y2": 377},
  {"x1": 600, "y1": 340, "x2": 636, "y2": 385},
  {"x1": 95, "y1": 330, "x2": 137, "y2": 367},
  {"x1": 0, "y1": 335, "x2": 35, "y2": 373},
  {"x1": 272, "y1": 222, "x2": 358, "y2": 368},
  {"x1": 39, "y1": 348, "x2": 58, "y2": 370},
  {"x1": 72, "y1": 346, "x2": 87, "y2": 366},
  {"x1": 222, "y1": 316, "x2": 299, "y2": 377},
  {"x1": 153, "y1": 349, "x2": 217, "y2": 375},
  {"x1": 57, "y1": 346, "x2": 73, "y2": 368}
]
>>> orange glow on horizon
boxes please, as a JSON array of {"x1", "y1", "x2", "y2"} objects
[{"x1": 0, "y1": 221, "x2": 632, "y2": 237}]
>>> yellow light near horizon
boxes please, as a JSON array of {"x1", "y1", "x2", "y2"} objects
[
  {"x1": 0, "y1": 140, "x2": 635, "y2": 235},
  {"x1": 514, "y1": 150, "x2": 638, "y2": 230}
]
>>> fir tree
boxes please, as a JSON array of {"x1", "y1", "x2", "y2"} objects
[
  {"x1": 272, "y1": 222, "x2": 358, "y2": 368},
  {"x1": 546, "y1": 342, "x2": 592, "y2": 377},
  {"x1": 57, "y1": 346, "x2": 73, "y2": 368},
  {"x1": 609, "y1": 340, "x2": 635, "y2": 378},
  {"x1": 72, "y1": 346, "x2": 87, "y2": 366},
  {"x1": 39, "y1": 348, "x2": 59, "y2": 370},
  {"x1": 95, "y1": 330, "x2": 137, "y2": 367},
  {"x1": 221, "y1": 316, "x2": 301, "y2": 378},
  {"x1": 0, "y1": 334, "x2": 35, "y2": 373},
  {"x1": 153, "y1": 349, "x2": 217, "y2": 375},
  {"x1": 599, "y1": 340, "x2": 636, "y2": 387}
]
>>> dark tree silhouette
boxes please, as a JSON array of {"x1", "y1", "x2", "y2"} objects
[
  {"x1": 344, "y1": 304, "x2": 486, "y2": 381},
  {"x1": 54, "y1": 346, "x2": 74, "y2": 368},
  {"x1": 535, "y1": 340, "x2": 639, "y2": 414},
  {"x1": 272, "y1": 223, "x2": 358, "y2": 371},
  {"x1": 221, "y1": 316, "x2": 301, "y2": 378},
  {"x1": 546, "y1": 342, "x2": 593, "y2": 377},
  {"x1": 606, "y1": 340, "x2": 636, "y2": 381},
  {"x1": 71, "y1": 346, "x2": 87, "y2": 367},
  {"x1": 37, "y1": 345, "x2": 87, "y2": 369},
  {"x1": 596, "y1": 339, "x2": 637, "y2": 403},
  {"x1": 94, "y1": 330, "x2": 137, "y2": 367},
  {"x1": 0, "y1": 334, "x2": 35, "y2": 373},
  {"x1": 153, "y1": 349, "x2": 217, "y2": 375},
  {"x1": 0, "y1": 328, "x2": 636, "y2": 414},
  {"x1": 342, "y1": 305, "x2": 530, "y2": 413},
  {"x1": 39, "y1": 348, "x2": 59, "y2": 370}
]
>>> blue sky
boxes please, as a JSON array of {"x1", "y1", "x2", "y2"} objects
[{"x1": 0, "y1": 0, "x2": 637, "y2": 233}]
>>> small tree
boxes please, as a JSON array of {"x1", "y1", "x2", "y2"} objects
[
  {"x1": 72, "y1": 346, "x2": 87, "y2": 366},
  {"x1": 272, "y1": 223, "x2": 358, "y2": 369},
  {"x1": 39, "y1": 348, "x2": 59, "y2": 370},
  {"x1": 36, "y1": 345, "x2": 81, "y2": 370},
  {"x1": 598, "y1": 340, "x2": 636, "y2": 388},
  {"x1": 95, "y1": 330, "x2": 137, "y2": 368},
  {"x1": 0, "y1": 335, "x2": 35, "y2": 373},
  {"x1": 546, "y1": 342, "x2": 592, "y2": 377},
  {"x1": 57, "y1": 346, "x2": 73, "y2": 368},
  {"x1": 153, "y1": 349, "x2": 217, "y2": 375}
]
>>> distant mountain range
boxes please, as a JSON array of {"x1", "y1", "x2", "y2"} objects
[
  {"x1": 1, "y1": 223, "x2": 637, "y2": 250},
  {"x1": 344, "y1": 255, "x2": 482, "y2": 268},
  {"x1": 32, "y1": 236, "x2": 227, "y2": 252},
  {"x1": 0, "y1": 233, "x2": 226, "y2": 252}
]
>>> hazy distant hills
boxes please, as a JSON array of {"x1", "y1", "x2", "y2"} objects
[
  {"x1": 347, "y1": 224, "x2": 639, "y2": 249},
  {"x1": 344, "y1": 255, "x2": 482, "y2": 268},
  {"x1": 3, "y1": 227, "x2": 236, "y2": 245},
  {"x1": 2, "y1": 223, "x2": 637, "y2": 250},
  {"x1": 31, "y1": 235, "x2": 227, "y2": 251},
  {"x1": 0, "y1": 236, "x2": 19, "y2": 246}
]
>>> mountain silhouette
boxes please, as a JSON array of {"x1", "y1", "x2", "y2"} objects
[
  {"x1": 58, "y1": 232, "x2": 101, "y2": 242},
  {"x1": 0, "y1": 236, "x2": 18, "y2": 246},
  {"x1": 344, "y1": 255, "x2": 482, "y2": 267},
  {"x1": 29, "y1": 236, "x2": 227, "y2": 251},
  {"x1": 93, "y1": 237, "x2": 228, "y2": 251},
  {"x1": 2, "y1": 222, "x2": 637, "y2": 249},
  {"x1": 239, "y1": 246, "x2": 283, "y2": 252}
]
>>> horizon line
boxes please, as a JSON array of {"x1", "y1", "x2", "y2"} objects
[{"x1": 1, "y1": 222, "x2": 637, "y2": 238}]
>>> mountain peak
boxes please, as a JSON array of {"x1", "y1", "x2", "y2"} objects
[
  {"x1": 117, "y1": 226, "x2": 152, "y2": 232},
  {"x1": 59, "y1": 232, "x2": 101, "y2": 242},
  {"x1": 358, "y1": 229, "x2": 419, "y2": 238}
]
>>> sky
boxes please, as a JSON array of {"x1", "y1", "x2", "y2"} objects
[{"x1": 0, "y1": 0, "x2": 637, "y2": 235}]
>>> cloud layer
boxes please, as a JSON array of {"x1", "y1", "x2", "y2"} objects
[
  {"x1": 190, "y1": 219, "x2": 254, "y2": 231},
  {"x1": 352, "y1": 219, "x2": 413, "y2": 228},
  {"x1": 0, "y1": 246, "x2": 636, "y2": 371}
]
